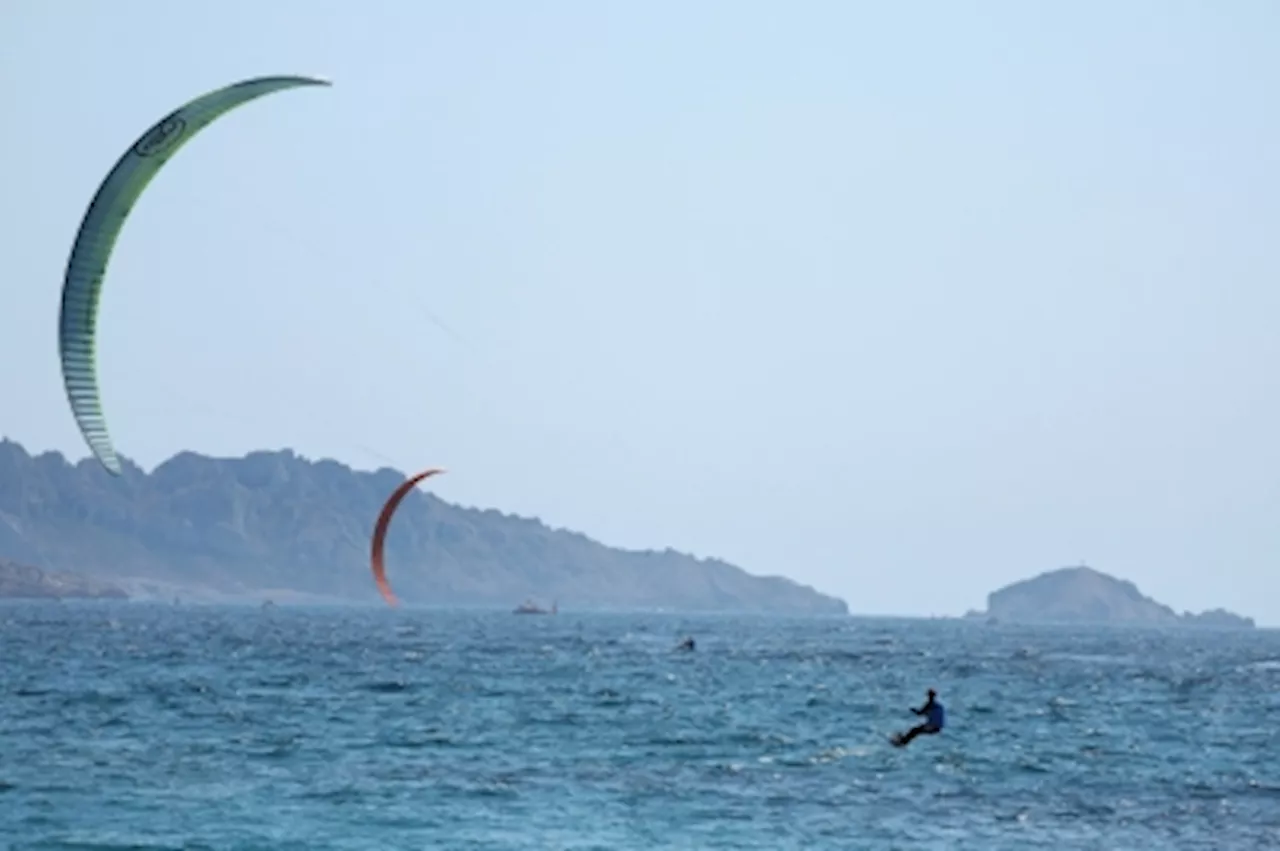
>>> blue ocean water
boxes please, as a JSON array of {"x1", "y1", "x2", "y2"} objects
[{"x1": 1, "y1": 603, "x2": 1277, "y2": 850}]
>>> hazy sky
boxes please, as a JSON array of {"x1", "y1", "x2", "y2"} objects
[{"x1": 2, "y1": 1, "x2": 1277, "y2": 624}]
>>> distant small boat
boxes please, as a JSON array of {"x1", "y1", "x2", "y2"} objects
[{"x1": 513, "y1": 598, "x2": 557, "y2": 615}]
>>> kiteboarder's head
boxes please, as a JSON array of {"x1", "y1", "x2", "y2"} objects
[{"x1": 927, "y1": 688, "x2": 937, "y2": 699}]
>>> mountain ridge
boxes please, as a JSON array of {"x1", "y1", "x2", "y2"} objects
[{"x1": 0, "y1": 438, "x2": 847, "y2": 614}]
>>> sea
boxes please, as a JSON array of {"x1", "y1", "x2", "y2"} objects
[{"x1": 1, "y1": 602, "x2": 1277, "y2": 850}]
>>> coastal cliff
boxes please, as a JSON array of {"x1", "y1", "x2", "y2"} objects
[{"x1": 0, "y1": 558, "x2": 129, "y2": 600}]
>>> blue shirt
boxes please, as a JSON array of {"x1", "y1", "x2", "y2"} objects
[{"x1": 926, "y1": 701, "x2": 945, "y2": 729}]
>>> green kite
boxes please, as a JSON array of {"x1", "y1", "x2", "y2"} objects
[{"x1": 59, "y1": 75, "x2": 330, "y2": 474}]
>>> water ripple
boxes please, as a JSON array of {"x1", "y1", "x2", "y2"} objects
[{"x1": 1, "y1": 603, "x2": 1277, "y2": 849}]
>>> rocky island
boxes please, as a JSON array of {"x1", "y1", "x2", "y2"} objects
[
  {"x1": 966, "y1": 565, "x2": 1254, "y2": 629},
  {"x1": 0, "y1": 557, "x2": 129, "y2": 600},
  {"x1": 0, "y1": 438, "x2": 846, "y2": 614}
]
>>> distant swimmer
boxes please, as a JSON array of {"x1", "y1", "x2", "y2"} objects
[
  {"x1": 676, "y1": 636, "x2": 695, "y2": 652},
  {"x1": 891, "y1": 688, "x2": 945, "y2": 748}
]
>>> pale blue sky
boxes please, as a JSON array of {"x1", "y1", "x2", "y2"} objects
[{"x1": 2, "y1": 1, "x2": 1278, "y2": 623}]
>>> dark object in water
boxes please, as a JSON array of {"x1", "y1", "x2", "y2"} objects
[{"x1": 513, "y1": 599, "x2": 557, "y2": 615}]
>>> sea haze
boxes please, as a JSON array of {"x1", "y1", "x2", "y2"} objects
[{"x1": 1, "y1": 602, "x2": 1277, "y2": 850}]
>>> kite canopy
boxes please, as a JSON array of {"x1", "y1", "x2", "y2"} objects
[
  {"x1": 371, "y1": 468, "x2": 446, "y2": 607},
  {"x1": 59, "y1": 75, "x2": 330, "y2": 474}
]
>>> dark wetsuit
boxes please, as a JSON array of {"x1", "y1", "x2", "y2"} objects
[{"x1": 894, "y1": 696, "x2": 945, "y2": 747}]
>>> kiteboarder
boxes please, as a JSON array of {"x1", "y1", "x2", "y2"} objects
[{"x1": 891, "y1": 688, "x2": 945, "y2": 747}]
